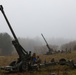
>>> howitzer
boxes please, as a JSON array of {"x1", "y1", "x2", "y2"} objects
[
  {"x1": 0, "y1": 5, "x2": 31, "y2": 72},
  {"x1": 41, "y1": 34, "x2": 53, "y2": 54}
]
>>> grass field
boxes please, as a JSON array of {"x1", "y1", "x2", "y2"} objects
[{"x1": 0, "y1": 51, "x2": 76, "y2": 75}]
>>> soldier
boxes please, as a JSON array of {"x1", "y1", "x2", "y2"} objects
[
  {"x1": 51, "y1": 58, "x2": 55, "y2": 62},
  {"x1": 28, "y1": 51, "x2": 32, "y2": 60},
  {"x1": 32, "y1": 53, "x2": 37, "y2": 64},
  {"x1": 36, "y1": 56, "x2": 41, "y2": 64},
  {"x1": 36, "y1": 56, "x2": 41, "y2": 70}
]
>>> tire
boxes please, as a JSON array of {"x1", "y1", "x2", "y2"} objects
[
  {"x1": 19, "y1": 63, "x2": 28, "y2": 72},
  {"x1": 59, "y1": 58, "x2": 66, "y2": 65}
]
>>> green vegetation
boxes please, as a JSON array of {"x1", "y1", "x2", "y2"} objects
[{"x1": 0, "y1": 33, "x2": 13, "y2": 56}]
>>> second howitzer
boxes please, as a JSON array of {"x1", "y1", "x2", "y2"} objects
[{"x1": 41, "y1": 34, "x2": 53, "y2": 54}]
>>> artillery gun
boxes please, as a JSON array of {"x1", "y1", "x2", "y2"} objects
[
  {"x1": 0, "y1": 5, "x2": 32, "y2": 72},
  {"x1": 41, "y1": 34, "x2": 53, "y2": 54}
]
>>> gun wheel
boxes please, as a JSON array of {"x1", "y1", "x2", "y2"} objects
[
  {"x1": 19, "y1": 63, "x2": 28, "y2": 72},
  {"x1": 22, "y1": 64, "x2": 28, "y2": 71}
]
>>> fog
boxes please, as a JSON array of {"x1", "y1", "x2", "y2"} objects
[{"x1": 0, "y1": 0, "x2": 76, "y2": 40}]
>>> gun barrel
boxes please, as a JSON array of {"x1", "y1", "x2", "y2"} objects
[
  {"x1": 0, "y1": 5, "x2": 19, "y2": 43},
  {"x1": 41, "y1": 34, "x2": 48, "y2": 45},
  {"x1": 0, "y1": 5, "x2": 28, "y2": 58}
]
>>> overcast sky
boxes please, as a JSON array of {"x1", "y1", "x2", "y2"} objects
[{"x1": 0, "y1": 0, "x2": 76, "y2": 40}]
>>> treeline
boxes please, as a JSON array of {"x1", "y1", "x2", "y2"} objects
[
  {"x1": 0, "y1": 33, "x2": 13, "y2": 56},
  {"x1": 19, "y1": 38, "x2": 58, "y2": 54},
  {"x1": 60, "y1": 41, "x2": 76, "y2": 51},
  {"x1": 0, "y1": 32, "x2": 76, "y2": 56}
]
